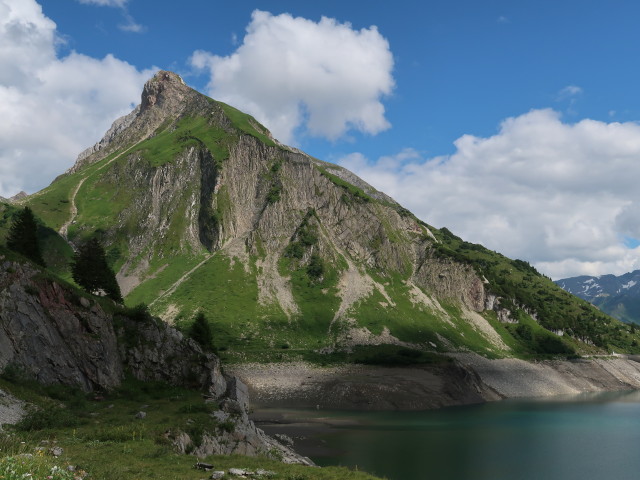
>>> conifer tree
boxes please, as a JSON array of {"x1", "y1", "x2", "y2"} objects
[
  {"x1": 188, "y1": 312, "x2": 215, "y2": 351},
  {"x1": 72, "y1": 237, "x2": 122, "y2": 302},
  {"x1": 6, "y1": 206, "x2": 45, "y2": 266}
]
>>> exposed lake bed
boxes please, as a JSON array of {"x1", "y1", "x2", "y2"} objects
[{"x1": 253, "y1": 390, "x2": 640, "y2": 480}]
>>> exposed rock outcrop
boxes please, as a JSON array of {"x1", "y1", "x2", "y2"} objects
[
  {"x1": 0, "y1": 259, "x2": 123, "y2": 390},
  {"x1": 52, "y1": 70, "x2": 489, "y2": 345},
  {"x1": 171, "y1": 380, "x2": 314, "y2": 465},
  {"x1": 0, "y1": 256, "x2": 223, "y2": 394}
]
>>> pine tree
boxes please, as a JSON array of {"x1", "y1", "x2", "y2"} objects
[
  {"x1": 188, "y1": 312, "x2": 215, "y2": 351},
  {"x1": 6, "y1": 207, "x2": 45, "y2": 266},
  {"x1": 71, "y1": 237, "x2": 122, "y2": 302}
]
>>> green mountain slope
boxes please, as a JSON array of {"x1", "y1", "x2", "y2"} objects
[{"x1": 12, "y1": 71, "x2": 640, "y2": 361}]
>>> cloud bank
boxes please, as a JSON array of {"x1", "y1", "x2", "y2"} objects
[
  {"x1": 0, "y1": 0, "x2": 152, "y2": 197},
  {"x1": 191, "y1": 10, "x2": 395, "y2": 144},
  {"x1": 339, "y1": 109, "x2": 640, "y2": 279}
]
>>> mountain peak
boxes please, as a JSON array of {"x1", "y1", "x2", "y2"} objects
[{"x1": 141, "y1": 70, "x2": 191, "y2": 113}]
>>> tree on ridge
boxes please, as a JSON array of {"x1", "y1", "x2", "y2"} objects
[
  {"x1": 6, "y1": 206, "x2": 45, "y2": 267},
  {"x1": 72, "y1": 237, "x2": 122, "y2": 303}
]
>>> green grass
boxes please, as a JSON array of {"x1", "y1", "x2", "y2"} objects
[
  {"x1": 0, "y1": 377, "x2": 384, "y2": 480},
  {"x1": 216, "y1": 101, "x2": 277, "y2": 147},
  {"x1": 342, "y1": 270, "x2": 509, "y2": 358},
  {"x1": 130, "y1": 115, "x2": 232, "y2": 167},
  {"x1": 27, "y1": 148, "x2": 127, "y2": 231},
  {"x1": 0, "y1": 455, "x2": 78, "y2": 480},
  {"x1": 315, "y1": 166, "x2": 373, "y2": 204},
  {"x1": 152, "y1": 253, "x2": 292, "y2": 353},
  {"x1": 125, "y1": 254, "x2": 208, "y2": 307}
]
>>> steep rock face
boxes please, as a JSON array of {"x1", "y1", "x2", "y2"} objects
[
  {"x1": 0, "y1": 259, "x2": 122, "y2": 390},
  {"x1": 119, "y1": 313, "x2": 227, "y2": 398},
  {"x1": 70, "y1": 71, "x2": 229, "y2": 174},
  {"x1": 0, "y1": 255, "x2": 225, "y2": 395},
  {"x1": 414, "y1": 255, "x2": 486, "y2": 312},
  {"x1": 74, "y1": 106, "x2": 141, "y2": 168}
]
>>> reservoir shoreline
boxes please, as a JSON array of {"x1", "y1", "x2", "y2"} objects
[{"x1": 227, "y1": 353, "x2": 640, "y2": 411}]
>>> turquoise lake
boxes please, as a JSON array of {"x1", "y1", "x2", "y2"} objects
[{"x1": 255, "y1": 390, "x2": 640, "y2": 480}]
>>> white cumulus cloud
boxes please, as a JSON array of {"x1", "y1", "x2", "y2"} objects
[
  {"x1": 190, "y1": 10, "x2": 394, "y2": 144},
  {"x1": 339, "y1": 109, "x2": 640, "y2": 279},
  {"x1": 0, "y1": 0, "x2": 153, "y2": 197}
]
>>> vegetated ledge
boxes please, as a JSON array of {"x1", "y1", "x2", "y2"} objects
[{"x1": 227, "y1": 353, "x2": 640, "y2": 411}]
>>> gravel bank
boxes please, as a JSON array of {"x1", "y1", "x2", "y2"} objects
[
  {"x1": 452, "y1": 353, "x2": 640, "y2": 398},
  {"x1": 226, "y1": 360, "x2": 499, "y2": 410},
  {"x1": 228, "y1": 355, "x2": 640, "y2": 411},
  {"x1": 0, "y1": 388, "x2": 25, "y2": 428}
]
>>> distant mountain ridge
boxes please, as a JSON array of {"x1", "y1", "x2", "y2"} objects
[{"x1": 556, "y1": 270, "x2": 640, "y2": 325}]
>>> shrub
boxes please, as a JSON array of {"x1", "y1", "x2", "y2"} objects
[
  {"x1": 306, "y1": 254, "x2": 324, "y2": 280},
  {"x1": 71, "y1": 237, "x2": 122, "y2": 302},
  {"x1": 15, "y1": 406, "x2": 83, "y2": 431},
  {"x1": 266, "y1": 183, "x2": 282, "y2": 204},
  {"x1": 126, "y1": 303, "x2": 153, "y2": 323},
  {"x1": 188, "y1": 312, "x2": 215, "y2": 351}
]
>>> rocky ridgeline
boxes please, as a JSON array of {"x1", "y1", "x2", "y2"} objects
[{"x1": 0, "y1": 255, "x2": 310, "y2": 464}]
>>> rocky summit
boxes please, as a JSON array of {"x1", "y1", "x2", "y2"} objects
[{"x1": 10, "y1": 70, "x2": 640, "y2": 364}]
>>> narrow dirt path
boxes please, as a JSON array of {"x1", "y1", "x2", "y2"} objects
[
  {"x1": 59, "y1": 177, "x2": 87, "y2": 238},
  {"x1": 58, "y1": 140, "x2": 145, "y2": 239}
]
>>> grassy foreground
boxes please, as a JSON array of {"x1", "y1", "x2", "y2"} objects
[{"x1": 0, "y1": 376, "x2": 384, "y2": 480}]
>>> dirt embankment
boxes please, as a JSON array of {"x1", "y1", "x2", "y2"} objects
[
  {"x1": 227, "y1": 360, "x2": 499, "y2": 411},
  {"x1": 227, "y1": 354, "x2": 640, "y2": 411}
]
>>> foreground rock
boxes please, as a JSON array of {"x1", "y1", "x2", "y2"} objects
[{"x1": 0, "y1": 388, "x2": 25, "y2": 429}]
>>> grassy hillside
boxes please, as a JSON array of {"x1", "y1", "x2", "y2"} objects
[
  {"x1": 432, "y1": 227, "x2": 640, "y2": 354},
  {"x1": 0, "y1": 375, "x2": 382, "y2": 480}
]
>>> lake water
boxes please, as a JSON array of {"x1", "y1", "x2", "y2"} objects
[{"x1": 254, "y1": 390, "x2": 640, "y2": 480}]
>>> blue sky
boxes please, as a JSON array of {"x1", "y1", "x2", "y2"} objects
[
  {"x1": 39, "y1": 0, "x2": 640, "y2": 159},
  {"x1": 4, "y1": 0, "x2": 640, "y2": 279}
]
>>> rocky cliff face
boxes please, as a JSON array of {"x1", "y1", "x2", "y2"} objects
[{"x1": 0, "y1": 254, "x2": 224, "y2": 394}]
